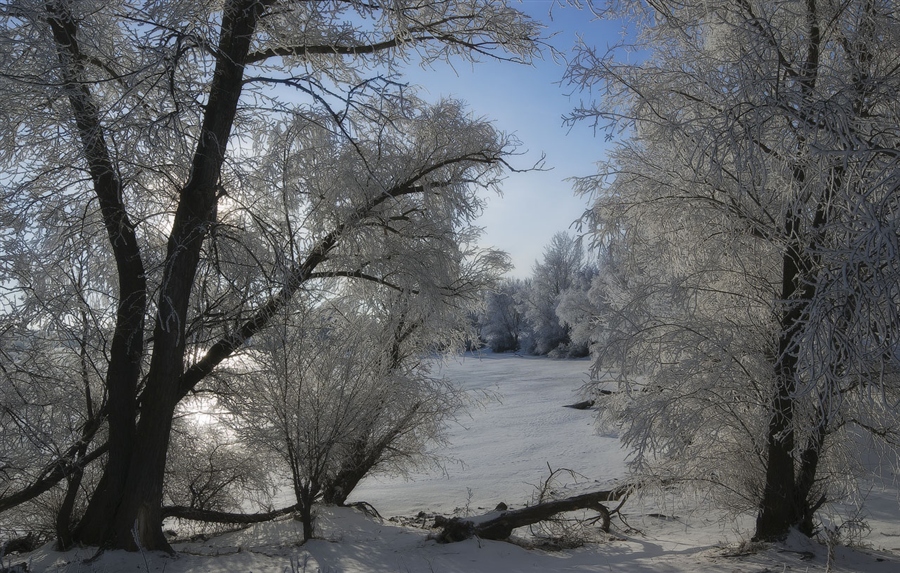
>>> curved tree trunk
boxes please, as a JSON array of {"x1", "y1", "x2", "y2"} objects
[{"x1": 47, "y1": 0, "x2": 146, "y2": 549}]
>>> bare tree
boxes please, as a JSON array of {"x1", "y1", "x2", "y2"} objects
[
  {"x1": 0, "y1": 0, "x2": 539, "y2": 551},
  {"x1": 569, "y1": 0, "x2": 900, "y2": 540},
  {"x1": 220, "y1": 285, "x2": 472, "y2": 541},
  {"x1": 163, "y1": 417, "x2": 274, "y2": 519}
]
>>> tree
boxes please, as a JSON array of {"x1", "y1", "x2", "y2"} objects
[
  {"x1": 480, "y1": 278, "x2": 528, "y2": 352},
  {"x1": 221, "y1": 285, "x2": 470, "y2": 541},
  {"x1": 519, "y1": 232, "x2": 585, "y2": 355},
  {"x1": 554, "y1": 262, "x2": 598, "y2": 356},
  {"x1": 569, "y1": 0, "x2": 900, "y2": 540},
  {"x1": 0, "y1": 245, "x2": 110, "y2": 547},
  {"x1": 163, "y1": 417, "x2": 274, "y2": 520},
  {"x1": 0, "y1": 0, "x2": 539, "y2": 551}
]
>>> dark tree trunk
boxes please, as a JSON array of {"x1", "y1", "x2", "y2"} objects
[
  {"x1": 47, "y1": 0, "x2": 146, "y2": 549},
  {"x1": 753, "y1": 4, "x2": 826, "y2": 530},
  {"x1": 67, "y1": 0, "x2": 265, "y2": 551},
  {"x1": 298, "y1": 503, "x2": 315, "y2": 542},
  {"x1": 322, "y1": 459, "x2": 366, "y2": 506},
  {"x1": 754, "y1": 152, "x2": 833, "y2": 541},
  {"x1": 322, "y1": 445, "x2": 377, "y2": 507},
  {"x1": 294, "y1": 484, "x2": 319, "y2": 542},
  {"x1": 322, "y1": 404, "x2": 423, "y2": 506},
  {"x1": 54, "y1": 444, "x2": 87, "y2": 550},
  {"x1": 754, "y1": 207, "x2": 807, "y2": 542}
]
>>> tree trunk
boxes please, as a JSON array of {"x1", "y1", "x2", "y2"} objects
[
  {"x1": 70, "y1": 0, "x2": 265, "y2": 551},
  {"x1": 296, "y1": 486, "x2": 318, "y2": 542},
  {"x1": 47, "y1": 0, "x2": 146, "y2": 549},
  {"x1": 434, "y1": 485, "x2": 632, "y2": 542},
  {"x1": 54, "y1": 443, "x2": 88, "y2": 550},
  {"x1": 322, "y1": 411, "x2": 420, "y2": 506},
  {"x1": 755, "y1": 210, "x2": 805, "y2": 542},
  {"x1": 755, "y1": 190, "x2": 826, "y2": 540}
]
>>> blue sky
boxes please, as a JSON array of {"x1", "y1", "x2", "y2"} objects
[{"x1": 402, "y1": 1, "x2": 619, "y2": 278}]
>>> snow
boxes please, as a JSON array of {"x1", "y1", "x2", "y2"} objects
[
  {"x1": 9, "y1": 352, "x2": 900, "y2": 572},
  {"x1": 350, "y1": 352, "x2": 625, "y2": 517}
]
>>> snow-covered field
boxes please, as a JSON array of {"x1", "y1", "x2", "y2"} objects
[{"x1": 11, "y1": 352, "x2": 900, "y2": 572}]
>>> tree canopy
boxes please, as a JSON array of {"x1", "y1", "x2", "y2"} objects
[
  {"x1": 0, "y1": 0, "x2": 540, "y2": 551},
  {"x1": 570, "y1": 0, "x2": 900, "y2": 540}
]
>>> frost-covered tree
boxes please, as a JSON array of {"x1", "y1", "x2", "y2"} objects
[
  {"x1": 570, "y1": 0, "x2": 900, "y2": 540},
  {"x1": 0, "y1": 0, "x2": 539, "y2": 551},
  {"x1": 0, "y1": 246, "x2": 110, "y2": 547},
  {"x1": 554, "y1": 263, "x2": 598, "y2": 356},
  {"x1": 519, "y1": 232, "x2": 586, "y2": 355},
  {"x1": 164, "y1": 418, "x2": 273, "y2": 519},
  {"x1": 220, "y1": 287, "x2": 469, "y2": 541},
  {"x1": 480, "y1": 278, "x2": 528, "y2": 352}
]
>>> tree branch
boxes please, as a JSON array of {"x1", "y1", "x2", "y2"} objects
[
  {"x1": 434, "y1": 484, "x2": 634, "y2": 542},
  {"x1": 161, "y1": 503, "x2": 300, "y2": 524}
]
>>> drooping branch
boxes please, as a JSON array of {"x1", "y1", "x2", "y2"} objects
[
  {"x1": 0, "y1": 442, "x2": 108, "y2": 513},
  {"x1": 178, "y1": 171, "x2": 499, "y2": 398},
  {"x1": 177, "y1": 229, "x2": 339, "y2": 399},
  {"x1": 247, "y1": 37, "x2": 415, "y2": 62},
  {"x1": 161, "y1": 503, "x2": 300, "y2": 524},
  {"x1": 307, "y1": 270, "x2": 411, "y2": 293}
]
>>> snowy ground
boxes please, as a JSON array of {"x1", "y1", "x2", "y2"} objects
[{"x1": 9, "y1": 352, "x2": 900, "y2": 572}]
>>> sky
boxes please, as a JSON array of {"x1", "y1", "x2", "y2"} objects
[{"x1": 400, "y1": 2, "x2": 620, "y2": 278}]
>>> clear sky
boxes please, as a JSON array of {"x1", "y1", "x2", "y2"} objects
[{"x1": 401, "y1": 1, "x2": 618, "y2": 278}]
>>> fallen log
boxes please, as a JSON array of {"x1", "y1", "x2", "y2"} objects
[
  {"x1": 563, "y1": 400, "x2": 594, "y2": 410},
  {"x1": 433, "y1": 484, "x2": 633, "y2": 542}
]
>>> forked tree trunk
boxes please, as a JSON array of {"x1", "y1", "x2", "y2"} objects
[
  {"x1": 754, "y1": 0, "x2": 828, "y2": 542},
  {"x1": 67, "y1": 0, "x2": 265, "y2": 552},
  {"x1": 755, "y1": 188, "x2": 828, "y2": 540},
  {"x1": 755, "y1": 212, "x2": 806, "y2": 542}
]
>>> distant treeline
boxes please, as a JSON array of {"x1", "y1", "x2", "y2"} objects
[{"x1": 473, "y1": 232, "x2": 596, "y2": 358}]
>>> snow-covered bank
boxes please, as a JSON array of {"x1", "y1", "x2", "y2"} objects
[
  {"x1": 18, "y1": 504, "x2": 900, "y2": 573},
  {"x1": 10, "y1": 353, "x2": 900, "y2": 573},
  {"x1": 350, "y1": 351, "x2": 626, "y2": 517}
]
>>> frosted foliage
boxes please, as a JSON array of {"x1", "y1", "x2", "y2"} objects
[
  {"x1": 254, "y1": 0, "x2": 540, "y2": 72},
  {"x1": 0, "y1": 238, "x2": 110, "y2": 527},
  {"x1": 587, "y1": 185, "x2": 778, "y2": 510},
  {"x1": 185, "y1": 95, "x2": 512, "y2": 352},
  {"x1": 516, "y1": 233, "x2": 586, "y2": 355},
  {"x1": 0, "y1": 0, "x2": 531, "y2": 548},
  {"x1": 571, "y1": 0, "x2": 900, "y2": 520},
  {"x1": 164, "y1": 417, "x2": 274, "y2": 514},
  {"x1": 0, "y1": 0, "x2": 518, "y2": 388},
  {"x1": 0, "y1": 335, "x2": 99, "y2": 484},
  {"x1": 220, "y1": 293, "x2": 465, "y2": 509},
  {"x1": 0, "y1": 0, "x2": 526, "y2": 355},
  {"x1": 480, "y1": 278, "x2": 527, "y2": 352},
  {"x1": 554, "y1": 265, "x2": 599, "y2": 354}
]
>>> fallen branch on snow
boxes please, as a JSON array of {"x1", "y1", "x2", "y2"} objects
[{"x1": 432, "y1": 484, "x2": 635, "y2": 542}]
